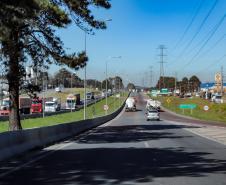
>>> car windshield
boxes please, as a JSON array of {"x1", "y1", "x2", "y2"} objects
[
  {"x1": 2, "y1": 100, "x2": 10, "y2": 106},
  {"x1": 67, "y1": 100, "x2": 75, "y2": 103},
  {"x1": 46, "y1": 103, "x2": 54, "y2": 106},
  {"x1": 148, "y1": 110, "x2": 158, "y2": 113}
]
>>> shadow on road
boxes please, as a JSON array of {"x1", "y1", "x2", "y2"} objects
[
  {"x1": 1, "y1": 147, "x2": 226, "y2": 185},
  {"x1": 76, "y1": 124, "x2": 197, "y2": 144}
]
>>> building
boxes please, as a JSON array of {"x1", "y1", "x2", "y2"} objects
[{"x1": 200, "y1": 82, "x2": 226, "y2": 93}]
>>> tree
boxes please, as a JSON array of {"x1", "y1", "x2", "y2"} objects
[
  {"x1": 112, "y1": 76, "x2": 124, "y2": 90},
  {"x1": 0, "y1": 0, "x2": 111, "y2": 130},
  {"x1": 156, "y1": 76, "x2": 175, "y2": 90},
  {"x1": 127, "y1": 83, "x2": 135, "y2": 90},
  {"x1": 102, "y1": 79, "x2": 112, "y2": 90},
  {"x1": 189, "y1": 75, "x2": 201, "y2": 92},
  {"x1": 52, "y1": 68, "x2": 73, "y2": 88},
  {"x1": 86, "y1": 79, "x2": 102, "y2": 89}
]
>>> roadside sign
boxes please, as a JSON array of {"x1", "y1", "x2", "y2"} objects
[
  {"x1": 151, "y1": 90, "x2": 158, "y2": 97},
  {"x1": 116, "y1": 94, "x2": 120, "y2": 98},
  {"x1": 179, "y1": 104, "x2": 197, "y2": 109},
  {"x1": 103, "y1": 105, "x2": 109, "y2": 111},
  {"x1": 166, "y1": 98, "x2": 171, "y2": 104},
  {"x1": 203, "y1": 105, "x2": 209, "y2": 111},
  {"x1": 215, "y1": 73, "x2": 222, "y2": 83},
  {"x1": 179, "y1": 104, "x2": 197, "y2": 115}
]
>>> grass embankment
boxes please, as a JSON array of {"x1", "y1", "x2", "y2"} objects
[
  {"x1": 0, "y1": 93, "x2": 128, "y2": 133},
  {"x1": 156, "y1": 96, "x2": 226, "y2": 123}
]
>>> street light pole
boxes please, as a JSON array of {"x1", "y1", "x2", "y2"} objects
[
  {"x1": 105, "y1": 61, "x2": 108, "y2": 115},
  {"x1": 83, "y1": 19, "x2": 112, "y2": 118},
  {"x1": 84, "y1": 31, "x2": 87, "y2": 120},
  {"x1": 105, "y1": 56, "x2": 122, "y2": 115}
]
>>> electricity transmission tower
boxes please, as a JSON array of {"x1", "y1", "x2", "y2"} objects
[{"x1": 158, "y1": 45, "x2": 167, "y2": 90}]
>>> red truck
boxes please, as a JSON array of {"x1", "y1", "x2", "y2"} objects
[
  {"x1": 30, "y1": 97, "x2": 53, "y2": 113},
  {"x1": 0, "y1": 97, "x2": 31, "y2": 116},
  {"x1": 30, "y1": 97, "x2": 42, "y2": 113}
]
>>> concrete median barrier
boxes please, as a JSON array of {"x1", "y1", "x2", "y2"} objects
[{"x1": 0, "y1": 102, "x2": 125, "y2": 162}]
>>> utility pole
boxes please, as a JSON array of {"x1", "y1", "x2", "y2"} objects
[
  {"x1": 142, "y1": 77, "x2": 144, "y2": 88},
  {"x1": 221, "y1": 66, "x2": 224, "y2": 95},
  {"x1": 145, "y1": 72, "x2": 148, "y2": 88},
  {"x1": 83, "y1": 31, "x2": 87, "y2": 120},
  {"x1": 175, "y1": 72, "x2": 177, "y2": 93},
  {"x1": 149, "y1": 66, "x2": 153, "y2": 88},
  {"x1": 158, "y1": 45, "x2": 167, "y2": 90}
]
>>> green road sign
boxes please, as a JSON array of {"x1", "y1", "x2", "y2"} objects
[
  {"x1": 179, "y1": 104, "x2": 197, "y2": 109},
  {"x1": 151, "y1": 90, "x2": 158, "y2": 97},
  {"x1": 160, "y1": 88, "x2": 168, "y2": 94}
]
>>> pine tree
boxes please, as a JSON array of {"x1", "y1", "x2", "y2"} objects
[{"x1": 0, "y1": 0, "x2": 111, "y2": 130}]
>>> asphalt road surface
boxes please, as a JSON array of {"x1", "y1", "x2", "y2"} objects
[{"x1": 0, "y1": 93, "x2": 226, "y2": 185}]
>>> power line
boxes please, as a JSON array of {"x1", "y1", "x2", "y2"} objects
[
  {"x1": 173, "y1": 0, "x2": 205, "y2": 50},
  {"x1": 196, "y1": 34, "x2": 226, "y2": 59},
  {"x1": 179, "y1": 13, "x2": 226, "y2": 72},
  {"x1": 195, "y1": 54, "x2": 226, "y2": 74},
  {"x1": 176, "y1": 0, "x2": 219, "y2": 59}
]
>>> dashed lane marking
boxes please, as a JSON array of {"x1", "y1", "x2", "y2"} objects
[{"x1": 144, "y1": 141, "x2": 150, "y2": 148}]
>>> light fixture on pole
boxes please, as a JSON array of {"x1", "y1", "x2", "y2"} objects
[
  {"x1": 83, "y1": 19, "x2": 112, "y2": 119},
  {"x1": 105, "y1": 56, "x2": 122, "y2": 115}
]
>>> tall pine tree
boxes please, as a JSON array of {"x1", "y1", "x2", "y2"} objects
[{"x1": 0, "y1": 0, "x2": 111, "y2": 130}]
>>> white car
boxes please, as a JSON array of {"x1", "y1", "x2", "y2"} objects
[
  {"x1": 214, "y1": 95, "x2": 223, "y2": 104},
  {"x1": 55, "y1": 87, "x2": 61, "y2": 92},
  {"x1": 146, "y1": 109, "x2": 160, "y2": 121}
]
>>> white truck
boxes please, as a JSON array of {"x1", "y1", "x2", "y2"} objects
[
  {"x1": 146, "y1": 99, "x2": 161, "y2": 111},
  {"x1": 44, "y1": 98, "x2": 61, "y2": 112},
  {"x1": 66, "y1": 94, "x2": 80, "y2": 110},
  {"x1": 125, "y1": 97, "x2": 136, "y2": 112}
]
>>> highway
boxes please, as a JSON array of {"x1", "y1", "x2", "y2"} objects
[{"x1": 0, "y1": 93, "x2": 226, "y2": 184}]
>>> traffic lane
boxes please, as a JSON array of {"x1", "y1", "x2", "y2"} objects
[
  {"x1": 1, "y1": 96, "x2": 226, "y2": 184},
  {"x1": 1, "y1": 121, "x2": 226, "y2": 184}
]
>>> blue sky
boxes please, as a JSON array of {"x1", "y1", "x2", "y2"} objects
[{"x1": 51, "y1": 0, "x2": 226, "y2": 86}]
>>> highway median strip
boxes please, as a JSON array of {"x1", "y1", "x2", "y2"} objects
[{"x1": 0, "y1": 93, "x2": 128, "y2": 133}]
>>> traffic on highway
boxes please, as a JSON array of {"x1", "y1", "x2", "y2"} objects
[
  {"x1": 1, "y1": 0, "x2": 226, "y2": 184},
  {"x1": 0, "y1": 92, "x2": 226, "y2": 185}
]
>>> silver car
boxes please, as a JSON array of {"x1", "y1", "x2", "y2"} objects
[{"x1": 146, "y1": 109, "x2": 160, "y2": 121}]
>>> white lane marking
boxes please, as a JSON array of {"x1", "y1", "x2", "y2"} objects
[
  {"x1": 183, "y1": 128, "x2": 226, "y2": 146},
  {"x1": 144, "y1": 141, "x2": 150, "y2": 148},
  {"x1": 101, "y1": 107, "x2": 126, "y2": 127},
  {"x1": 0, "y1": 106, "x2": 126, "y2": 178},
  {"x1": 167, "y1": 120, "x2": 226, "y2": 146},
  {"x1": 0, "y1": 142, "x2": 73, "y2": 178}
]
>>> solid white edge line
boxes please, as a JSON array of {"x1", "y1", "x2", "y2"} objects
[
  {"x1": 101, "y1": 106, "x2": 125, "y2": 127},
  {"x1": 144, "y1": 141, "x2": 150, "y2": 148},
  {"x1": 167, "y1": 120, "x2": 226, "y2": 146},
  {"x1": 0, "y1": 142, "x2": 73, "y2": 178}
]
